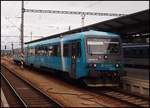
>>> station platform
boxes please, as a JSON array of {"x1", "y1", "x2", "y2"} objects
[
  {"x1": 121, "y1": 67, "x2": 149, "y2": 97},
  {"x1": 125, "y1": 67, "x2": 149, "y2": 80}
]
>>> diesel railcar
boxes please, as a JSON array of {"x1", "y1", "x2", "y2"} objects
[{"x1": 14, "y1": 30, "x2": 124, "y2": 86}]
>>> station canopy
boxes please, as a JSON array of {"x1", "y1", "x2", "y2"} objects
[{"x1": 25, "y1": 9, "x2": 149, "y2": 44}]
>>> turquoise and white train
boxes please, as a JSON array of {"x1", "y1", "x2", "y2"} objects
[{"x1": 13, "y1": 30, "x2": 125, "y2": 86}]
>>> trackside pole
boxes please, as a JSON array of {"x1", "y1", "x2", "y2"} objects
[{"x1": 20, "y1": 1, "x2": 24, "y2": 69}]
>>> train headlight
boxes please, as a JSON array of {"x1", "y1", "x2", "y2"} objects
[
  {"x1": 104, "y1": 55, "x2": 108, "y2": 59},
  {"x1": 115, "y1": 63, "x2": 120, "y2": 68},
  {"x1": 98, "y1": 56, "x2": 102, "y2": 60},
  {"x1": 88, "y1": 63, "x2": 97, "y2": 68},
  {"x1": 93, "y1": 64, "x2": 97, "y2": 68}
]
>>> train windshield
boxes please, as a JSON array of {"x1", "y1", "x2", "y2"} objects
[{"x1": 87, "y1": 38, "x2": 120, "y2": 54}]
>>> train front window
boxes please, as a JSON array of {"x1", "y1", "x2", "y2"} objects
[{"x1": 87, "y1": 38, "x2": 120, "y2": 54}]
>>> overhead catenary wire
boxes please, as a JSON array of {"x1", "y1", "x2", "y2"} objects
[
  {"x1": 24, "y1": 8, "x2": 126, "y2": 27},
  {"x1": 3, "y1": 3, "x2": 127, "y2": 50},
  {"x1": 24, "y1": 9, "x2": 126, "y2": 16}
]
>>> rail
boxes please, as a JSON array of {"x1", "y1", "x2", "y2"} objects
[
  {"x1": 89, "y1": 88, "x2": 149, "y2": 107},
  {"x1": 1, "y1": 65, "x2": 63, "y2": 107}
]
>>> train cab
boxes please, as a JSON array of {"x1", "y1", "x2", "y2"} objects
[{"x1": 81, "y1": 32, "x2": 124, "y2": 86}]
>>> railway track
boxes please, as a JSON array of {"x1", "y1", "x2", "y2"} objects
[
  {"x1": 1, "y1": 65, "x2": 62, "y2": 107},
  {"x1": 31, "y1": 67, "x2": 149, "y2": 107},
  {"x1": 1, "y1": 59, "x2": 149, "y2": 107},
  {"x1": 1, "y1": 76, "x2": 24, "y2": 107},
  {"x1": 89, "y1": 87, "x2": 149, "y2": 107}
]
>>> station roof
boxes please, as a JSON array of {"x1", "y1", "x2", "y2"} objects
[{"x1": 25, "y1": 9, "x2": 149, "y2": 44}]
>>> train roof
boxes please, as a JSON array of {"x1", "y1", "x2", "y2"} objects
[
  {"x1": 25, "y1": 30, "x2": 119, "y2": 45},
  {"x1": 82, "y1": 30, "x2": 119, "y2": 36}
]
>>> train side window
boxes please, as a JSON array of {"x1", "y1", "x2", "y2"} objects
[
  {"x1": 126, "y1": 50, "x2": 129, "y2": 57},
  {"x1": 137, "y1": 49, "x2": 140, "y2": 58},
  {"x1": 31, "y1": 48, "x2": 35, "y2": 56},
  {"x1": 63, "y1": 44, "x2": 69, "y2": 57},
  {"x1": 32, "y1": 48, "x2": 35, "y2": 56},
  {"x1": 38, "y1": 47, "x2": 42, "y2": 56},
  {"x1": 40, "y1": 47, "x2": 43, "y2": 56},
  {"x1": 124, "y1": 49, "x2": 128, "y2": 57},
  {"x1": 38, "y1": 46, "x2": 43, "y2": 56},
  {"x1": 129, "y1": 48, "x2": 133, "y2": 58},
  {"x1": 145, "y1": 48, "x2": 149, "y2": 58},
  {"x1": 29, "y1": 47, "x2": 34, "y2": 56},
  {"x1": 132, "y1": 49, "x2": 136, "y2": 57},
  {"x1": 44, "y1": 46, "x2": 47, "y2": 56},
  {"x1": 52, "y1": 45, "x2": 58, "y2": 56},
  {"x1": 133, "y1": 49, "x2": 136, "y2": 57},
  {"x1": 141, "y1": 48, "x2": 145, "y2": 58},
  {"x1": 45, "y1": 46, "x2": 48, "y2": 56},
  {"x1": 41, "y1": 46, "x2": 47, "y2": 56},
  {"x1": 57, "y1": 45, "x2": 61, "y2": 56},
  {"x1": 48, "y1": 45, "x2": 53, "y2": 56},
  {"x1": 137, "y1": 49, "x2": 143, "y2": 58},
  {"x1": 35, "y1": 47, "x2": 38, "y2": 56},
  {"x1": 77, "y1": 42, "x2": 81, "y2": 57}
]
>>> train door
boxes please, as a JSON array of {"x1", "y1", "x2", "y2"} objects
[{"x1": 70, "y1": 42, "x2": 78, "y2": 78}]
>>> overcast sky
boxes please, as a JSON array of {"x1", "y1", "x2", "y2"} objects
[{"x1": 1, "y1": 1, "x2": 149, "y2": 50}]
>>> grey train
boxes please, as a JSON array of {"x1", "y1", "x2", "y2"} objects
[{"x1": 122, "y1": 43, "x2": 149, "y2": 69}]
